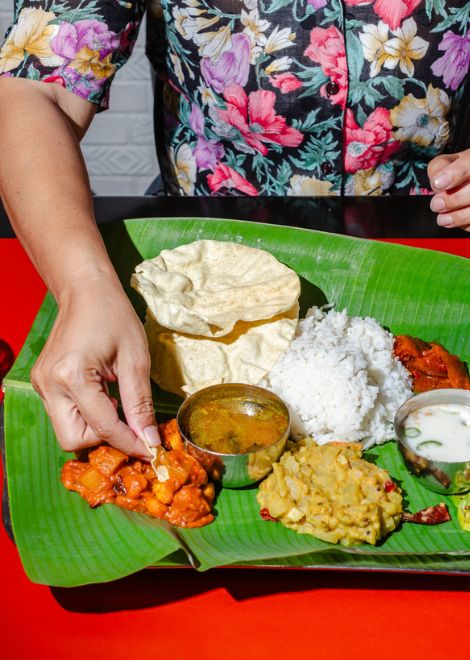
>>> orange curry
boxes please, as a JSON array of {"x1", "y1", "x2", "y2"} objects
[
  {"x1": 61, "y1": 419, "x2": 215, "y2": 528},
  {"x1": 394, "y1": 335, "x2": 470, "y2": 392}
]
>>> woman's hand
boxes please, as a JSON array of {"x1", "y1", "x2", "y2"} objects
[
  {"x1": 428, "y1": 148, "x2": 470, "y2": 231},
  {"x1": 0, "y1": 80, "x2": 159, "y2": 458},
  {"x1": 31, "y1": 277, "x2": 160, "y2": 459}
]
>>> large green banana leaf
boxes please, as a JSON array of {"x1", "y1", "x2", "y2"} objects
[{"x1": 4, "y1": 218, "x2": 470, "y2": 586}]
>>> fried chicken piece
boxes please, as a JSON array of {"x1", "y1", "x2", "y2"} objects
[
  {"x1": 394, "y1": 335, "x2": 429, "y2": 363},
  {"x1": 394, "y1": 335, "x2": 470, "y2": 392}
]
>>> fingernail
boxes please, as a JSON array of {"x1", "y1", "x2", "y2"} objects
[
  {"x1": 430, "y1": 196, "x2": 445, "y2": 212},
  {"x1": 143, "y1": 425, "x2": 161, "y2": 446},
  {"x1": 437, "y1": 214, "x2": 453, "y2": 227},
  {"x1": 434, "y1": 172, "x2": 452, "y2": 189}
]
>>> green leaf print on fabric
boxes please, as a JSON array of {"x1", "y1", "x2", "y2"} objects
[
  {"x1": 349, "y1": 79, "x2": 385, "y2": 108},
  {"x1": 425, "y1": 0, "x2": 448, "y2": 20},
  {"x1": 345, "y1": 32, "x2": 364, "y2": 83},
  {"x1": 381, "y1": 77, "x2": 406, "y2": 102},
  {"x1": 262, "y1": 0, "x2": 295, "y2": 14},
  {"x1": 290, "y1": 134, "x2": 340, "y2": 174},
  {"x1": 432, "y1": 5, "x2": 470, "y2": 31}
]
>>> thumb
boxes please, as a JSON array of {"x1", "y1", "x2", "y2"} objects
[
  {"x1": 118, "y1": 359, "x2": 161, "y2": 447},
  {"x1": 428, "y1": 153, "x2": 458, "y2": 191}
]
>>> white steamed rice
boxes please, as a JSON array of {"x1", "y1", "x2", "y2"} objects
[{"x1": 261, "y1": 306, "x2": 412, "y2": 449}]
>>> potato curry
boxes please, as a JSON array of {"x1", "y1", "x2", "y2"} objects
[
  {"x1": 61, "y1": 419, "x2": 215, "y2": 528},
  {"x1": 257, "y1": 440, "x2": 403, "y2": 546}
]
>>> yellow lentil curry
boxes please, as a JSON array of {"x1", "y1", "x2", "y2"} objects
[
  {"x1": 257, "y1": 439, "x2": 403, "y2": 546},
  {"x1": 188, "y1": 398, "x2": 288, "y2": 454}
]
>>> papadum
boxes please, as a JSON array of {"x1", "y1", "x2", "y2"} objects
[
  {"x1": 145, "y1": 305, "x2": 299, "y2": 396},
  {"x1": 131, "y1": 240, "x2": 300, "y2": 338},
  {"x1": 132, "y1": 240, "x2": 301, "y2": 396}
]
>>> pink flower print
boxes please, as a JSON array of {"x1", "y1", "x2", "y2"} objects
[
  {"x1": 56, "y1": 65, "x2": 106, "y2": 98},
  {"x1": 217, "y1": 84, "x2": 303, "y2": 156},
  {"x1": 344, "y1": 107, "x2": 401, "y2": 174},
  {"x1": 409, "y1": 187, "x2": 433, "y2": 195},
  {"x1": 207, "y1": 164, "x2": 258, "y2": 196},
  {"x1": 190, "y1": 104, "x2": 205, "y2": 136},
  {"x1": 307, "y1": 0, "x2": 327, "y2": 8},
  {"x1": 344, "y1": 0, "x2": 421, "y2": 30},
  {"x1": 190, "y1": 104, "x2": 225, "y2": 171},
  {"x1": 51, "y1": 22, "x2": 81, "y2": 59},
  {"x1": 42, "y1": 74, "x2": 66, "y2": 88},
  {"x1": 201, "y1": 33, "x2": 251, "y2": 95},
  {"x1": 304, "y1": 26, "x2": 347, "y2": 108},
  {"x1": 373, "y1": 0, "x2": 422, "y2": 31},
  {"x1": 193, "y1": 139, "x2": 225, "y2": 171},
  {"x1": 431, "y1": 30, "x2": 470, "y2": 91},
  {"x1": 77, "y1": 20, "x2": 119, "y2": 57},
  {"x1": 51, "y1": 20, "x2": 118, "y2": 61},
  {"x1": 269, "y1": 73, "x2": 302, "y2": 94}
]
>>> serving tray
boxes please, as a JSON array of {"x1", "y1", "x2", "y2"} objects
[{"x1": 3, "y1": 218, "x2": 470, "y2": 586}]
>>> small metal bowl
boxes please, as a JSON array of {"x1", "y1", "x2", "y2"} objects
[
  {"x1": 394, "y1": 389, "x2": 470, "y2": 495},
  {"x1": 177, "y1": 383, "x2": 290, "y2": 488}
]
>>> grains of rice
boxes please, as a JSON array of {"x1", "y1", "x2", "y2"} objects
[{"x1": 261, "y1": 307, "x2": 412, "y2": 449}]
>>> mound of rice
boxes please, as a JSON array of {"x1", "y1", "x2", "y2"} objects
[{"x1": 261, "y1": 307, "x2": 412, "y2": 449}]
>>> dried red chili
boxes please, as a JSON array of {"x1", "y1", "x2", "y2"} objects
[
  {"x1": 260, "y1": 508, "x2": 277, "y2": 522},
  {"x1": 402, "y1": 503, "x2": 451, "y2": 525}
]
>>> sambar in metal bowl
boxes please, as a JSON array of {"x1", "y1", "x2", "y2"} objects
[{"x1": 177, "y1": 383, "x2": 290, "y2": 488}]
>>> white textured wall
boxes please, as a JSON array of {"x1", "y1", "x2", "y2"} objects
[{"x1": 1, "y1": 5, "x2": 159, "y2": 195}]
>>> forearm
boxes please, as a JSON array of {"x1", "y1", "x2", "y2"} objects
[{"x1": 0, "y1": 78, "x2": 121, "y2": 301}]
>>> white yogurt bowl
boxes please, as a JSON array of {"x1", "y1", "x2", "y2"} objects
[{"x1": 394, "y1": 389, "x2": 470, "y2": 495}]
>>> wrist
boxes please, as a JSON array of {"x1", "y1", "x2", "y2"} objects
[{"x1": 55, "y1": 263, "x2": 124, "y2": 307}]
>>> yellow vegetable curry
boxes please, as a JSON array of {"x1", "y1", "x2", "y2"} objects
[{"x1": 257, "y1": 439, "x2": 403, "y2": 546}]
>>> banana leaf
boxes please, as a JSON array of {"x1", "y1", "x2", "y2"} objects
[{"x1": 4, "y1": 218, "x2": 470, "y2": 586}]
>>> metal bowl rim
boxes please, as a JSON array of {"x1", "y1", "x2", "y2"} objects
[
  {"x1": 177, "y1": 383, "x2": 291, "y2": 457},
  {"x1": 394, "y1": 388, "x2": 470, "y2": 464},
  {"x1": 393, "y1": 388, "x2": 470, "y2": 465}
]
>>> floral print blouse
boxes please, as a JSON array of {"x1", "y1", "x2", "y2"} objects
[{"x1": 1, "y1": 1, "x2": 470, "y2": 196}]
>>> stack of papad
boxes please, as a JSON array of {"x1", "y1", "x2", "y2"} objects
[{"x1": 131, "y1": 240, "x2": 300, "y2": 396}]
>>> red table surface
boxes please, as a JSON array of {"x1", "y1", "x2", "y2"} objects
[{"x1": 1, "y1": 237, "x2": 469, "y2": 660}]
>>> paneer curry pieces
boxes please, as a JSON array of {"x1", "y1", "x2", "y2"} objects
[{"x1": 61, "y1": 419, "x2": 215, "y2": 528}]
